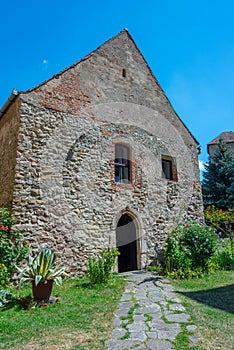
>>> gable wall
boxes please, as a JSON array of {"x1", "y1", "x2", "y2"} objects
[{"x1": 21, "y1": 31, "x2": 197, "y2": 154}]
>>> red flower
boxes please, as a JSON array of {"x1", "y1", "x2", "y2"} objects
[{"x1": 1, "y1": 225, "x2": 8, "y2": 231}]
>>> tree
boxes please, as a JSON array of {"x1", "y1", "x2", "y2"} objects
[{"x1": 202, "y1": 139, "x2": 234, "y2": 209}]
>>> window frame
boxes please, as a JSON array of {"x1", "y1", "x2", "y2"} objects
[
  {"x1": 114, "y1": 143, "x2": 131, "y2": 184},
  {"x1": 161, "y1": 156, "x2": 178, "y2": 181}
]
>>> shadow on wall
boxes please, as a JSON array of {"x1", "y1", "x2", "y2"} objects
[{"x1": 177, "y1": 284, "x2": 234, "y2": 314}]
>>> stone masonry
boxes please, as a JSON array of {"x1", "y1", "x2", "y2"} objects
[{"x1": 0, "y1": 30, "x2": 203, "y2": 273}]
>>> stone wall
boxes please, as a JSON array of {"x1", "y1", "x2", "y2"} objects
[
  {"x1": 11, "y1": 99, "x2": 203, "y2": 272},
  {"x1": 0, "y1": 97, "x2": 20, "y2": 207}
]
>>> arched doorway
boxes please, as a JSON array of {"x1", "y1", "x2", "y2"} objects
[{"x1": 116, "y1": 213, "x2": 138, "y2": 272}]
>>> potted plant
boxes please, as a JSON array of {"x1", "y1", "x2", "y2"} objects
[{"x1": 17, "y1": 248, "x2": 68, "y2": 301}]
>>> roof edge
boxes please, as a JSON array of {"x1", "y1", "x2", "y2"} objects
[{"x1": 0, "y1": 89, "x2": 19, "y2": 120}]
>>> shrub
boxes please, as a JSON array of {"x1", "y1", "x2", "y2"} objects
[
  {"x1": 182, "y1": 223, "x2": 217, "y2": 268},
  {"x1": 212, "y1": 238, "x2": 234, "y2": 270},
  {"x1": 87, "y1": 248, "x2": 119, "y2": 284},
  {"x1": 0, "y1": 208, "x2": 29, "y2": 286},
  {"x1": 165, "y1": 223, "x2": 218, "y2": 278},
  {"x1": 165, "y1": 226, "x2": 192, "y2": 273}
]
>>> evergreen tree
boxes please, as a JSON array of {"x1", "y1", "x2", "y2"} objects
[{"x1": 202, "y1": 139, "x2": 234, "y2": 209}]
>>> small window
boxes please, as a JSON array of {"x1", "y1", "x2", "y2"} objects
[
  {"x1": 122, "y1": 69, "x2": 126, "y2": 78},
  {"x1": 162, "y1": 159, "x2": 173, "y2": 180},
  {"x1": 115, "y1": 144, "x2": 131, "y2": 183},
  {"x1": 162, "y1": 156, "x2": 177, "y2": 181}
]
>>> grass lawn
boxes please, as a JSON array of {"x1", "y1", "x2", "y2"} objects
[
  {"x1": 171, "y1": 270, "x2": 234, "y2": 350},
  {"x1": 0, "y1": 276, "x2": 126, "y2": 350}
]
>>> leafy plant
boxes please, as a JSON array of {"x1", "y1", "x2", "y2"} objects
[
  {"x1": 87, "y1": 248, "x2": 119, "y2": 284},
  {"x1": 0, "y1": 263, "x2": 9, "y2": 286},
  {"x1": 165, "y1": 223, "x2": 218, "y2": 278},
  {"x1": 146, "y1": 264, "x2": 163, "y2": 274},
  {"x1": 182, "y1": 223, "x2": 217, "y2": 268},
  {"x1": 17, "y1": 248, "x2": 68, "y2": 286},
  {"x1": 165, "y1": 227, "x2": 192, "y2": 273},
  {"x1": 0, "y1": 208, "x2": 29, "y2": 286},
  {"x1": 212, "y1": 238, "x2": 234, "y2": 270},
  {"x1": 0, "y1": 287, "x2": 14, "y2": 307}
]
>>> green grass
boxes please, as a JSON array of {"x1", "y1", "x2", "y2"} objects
[
  {"x1": 0, "y1": 276, "x2": 126, "y2": 350},
  {"x1": 171, "y1": 270, "x2": 234, "y2": 350}
]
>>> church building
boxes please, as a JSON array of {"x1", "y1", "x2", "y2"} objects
[{"x1": 0, "y1": 30, "x2": 203, "y2": 272}]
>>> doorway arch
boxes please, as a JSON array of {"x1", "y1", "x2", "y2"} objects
[{"x1": 116, "y1": 213, "x2": 138, "y2": 272}]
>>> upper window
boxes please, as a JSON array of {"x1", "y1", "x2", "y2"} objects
[
  {"x1": 162, "y1": 159, "x2": 173, "y2": 180},
  {"x1": 162, "y1": 156, "x2": 177, "y2": 181},
  {"x1": 115, "y1": 144, "x2": 131, "y2": 183}
]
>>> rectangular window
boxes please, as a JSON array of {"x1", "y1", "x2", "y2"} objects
[
  {"x1": 115, "y1": 144, "x2": 131, "y2": 183},
  {"x1": 162, "y1": 156, "x2": 177, "y2": 181}
]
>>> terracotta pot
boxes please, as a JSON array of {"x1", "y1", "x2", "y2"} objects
[{"x1": 32, "y1": 280, "x2": 54, "y2": 301}]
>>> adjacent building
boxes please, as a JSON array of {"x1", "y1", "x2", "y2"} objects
[{"x1": 207, "y1": 131, "x2": 234, "y2": 159}]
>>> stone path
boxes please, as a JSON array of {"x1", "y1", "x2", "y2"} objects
[{"x1": 106, "y1": 271, "x2": 198, "y2": 350}]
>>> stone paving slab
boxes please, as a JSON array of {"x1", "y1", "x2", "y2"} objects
[
  {"x1": 165, "y1": 313, "x2": 190, "y2": 323},
  {"x1": 106, "y1": 271, "x2": 198, "y2": 349},
  {"x1": 146, "y1": 339, "x2": 173, "y2": 350}
]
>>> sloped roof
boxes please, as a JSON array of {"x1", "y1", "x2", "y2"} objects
[{"x1": 208, "y1": 131, "x2": 234, "y2": 145}]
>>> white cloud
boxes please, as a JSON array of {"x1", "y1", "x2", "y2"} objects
[
  {"x1": 43, "y1": 59, "x2": 48, "y2": 64},
  {"x1": 199, "y1": 160, "x2": 205, "y2": 171}
]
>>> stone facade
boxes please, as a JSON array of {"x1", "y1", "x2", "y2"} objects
[{"x1": 0, "y1": 30, "x2": 203, "y2": 273}]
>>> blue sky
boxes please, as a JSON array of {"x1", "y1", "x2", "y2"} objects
[{"x1": 0, "y1": 0, "x2": 233, "y2": 165}]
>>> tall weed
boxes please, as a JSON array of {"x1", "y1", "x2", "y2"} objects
[{"x1": 87, "y1": 248, "x2": 119, "y2": 284}]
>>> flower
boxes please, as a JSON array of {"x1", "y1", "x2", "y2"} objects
[{"x1": 1, "y1": 225, "x2": 8, "y2": 231}]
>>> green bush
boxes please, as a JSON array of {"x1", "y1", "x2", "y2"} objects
[
  {"x1": 212, "y1": 238, "x2": 234, "y2": 270},
  {"x1": 165, "y1": 223, "x2": 218, "y2": 278},
  {"x1": 87, "y1": 248, "x2": 119, "y2": 284},
  {"x1": 182, "y1": 223, "x2": 217, "y2": 268},
  {"x1": 165, "y1": 227, "x2": 192, "y2": 273},
  {"x1": 0, "y1": 208, "x2": 29, "y2": 286}
]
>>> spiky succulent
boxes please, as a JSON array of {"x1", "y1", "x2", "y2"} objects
[{"x1": 17, "y1": 248, "x2": 68, "y2": 286}]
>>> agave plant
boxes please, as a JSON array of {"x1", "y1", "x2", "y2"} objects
[{"x1": 17, "y1": 248, "x2": 68, "y2": 286}]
